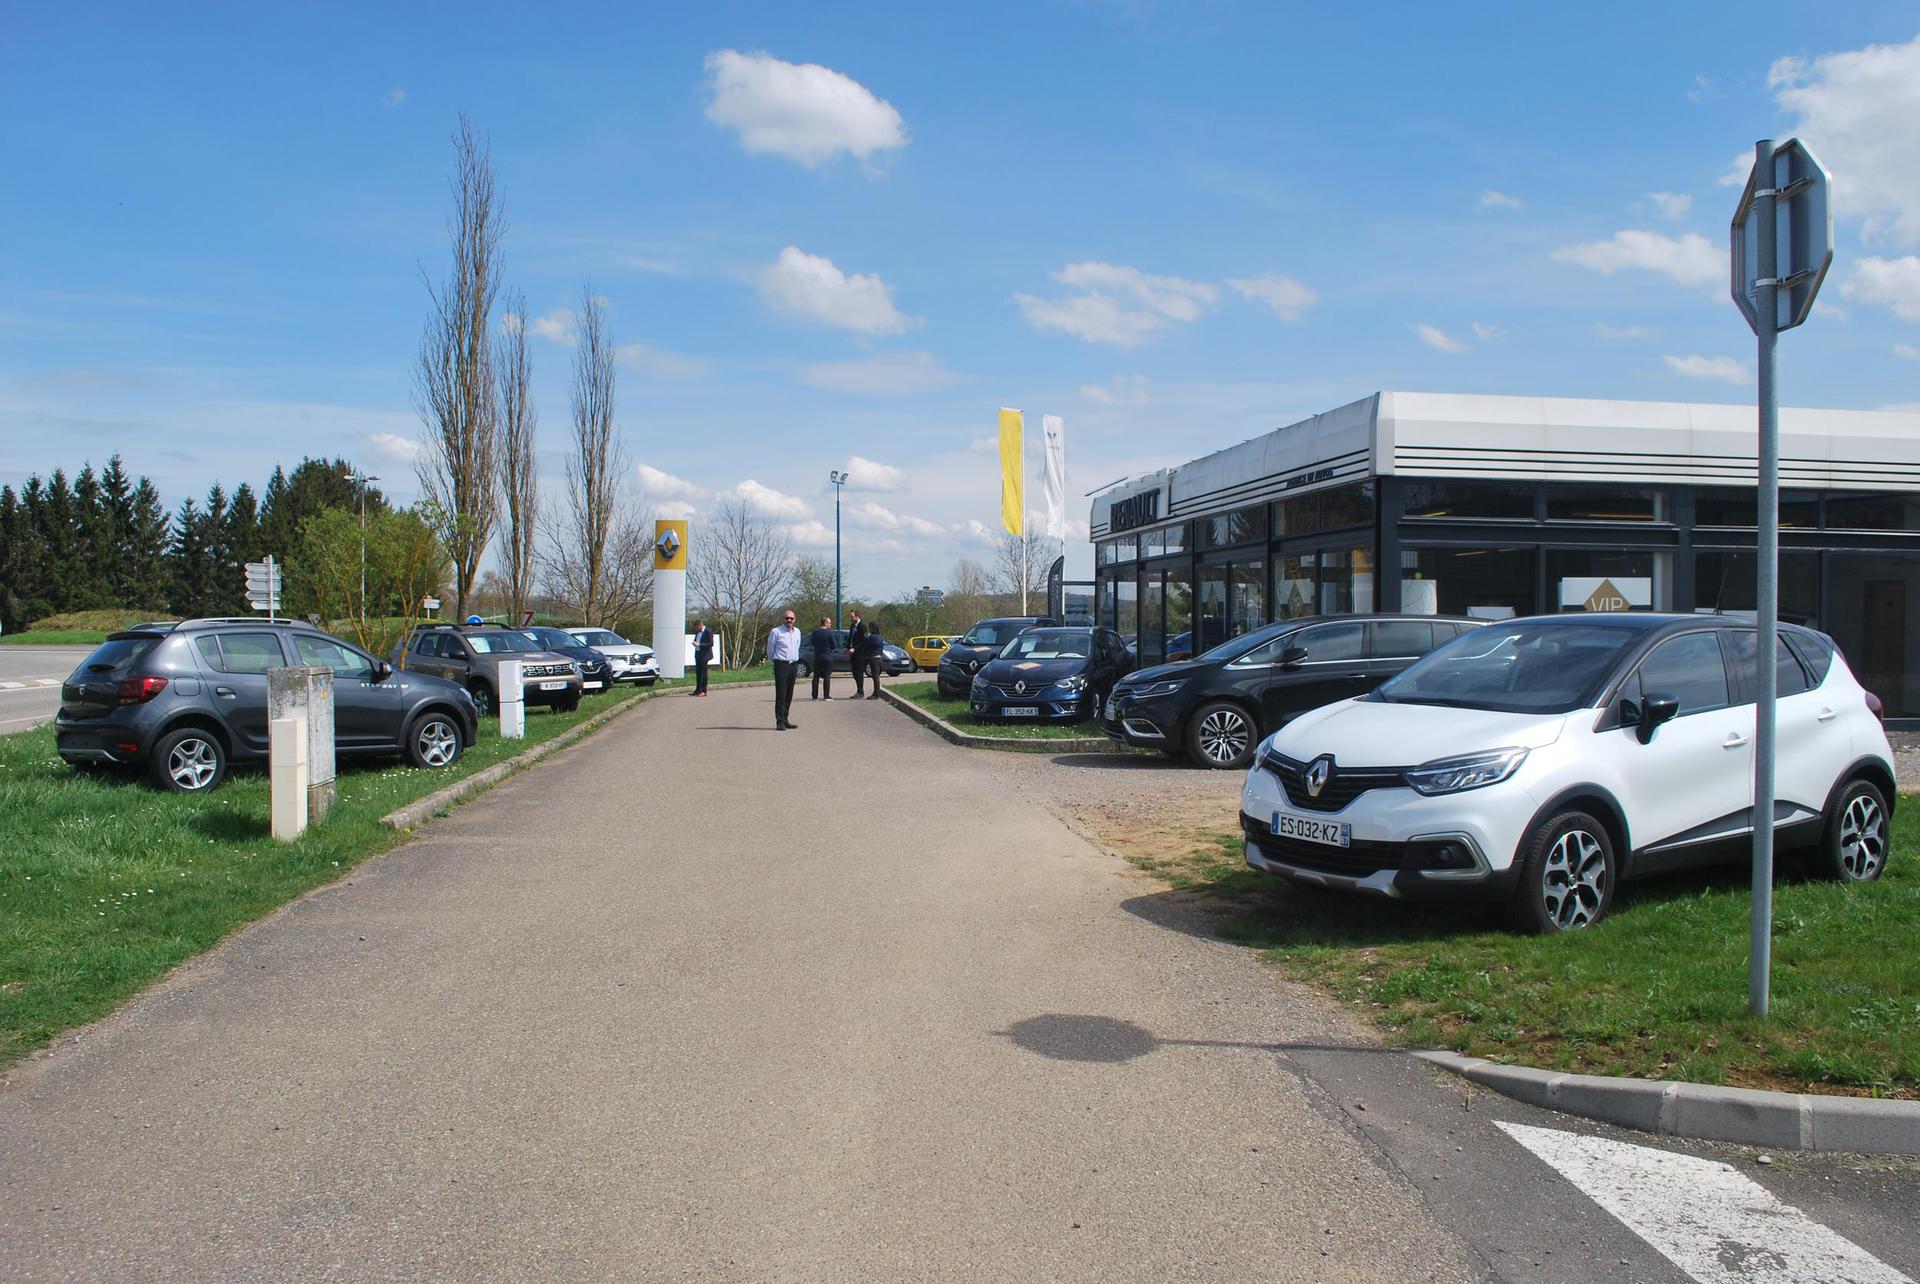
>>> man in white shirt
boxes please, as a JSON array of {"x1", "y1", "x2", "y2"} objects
[{"x1": 766, "y1": 610, "x2": 803, "y2": 730}]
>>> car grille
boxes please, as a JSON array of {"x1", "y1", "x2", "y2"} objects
[
  {"x1": 1260, "y1": 750, "x2": 1406, "y2": 813},
  {"x1": 525, "y1": 663, "x2": 572, "y2": 679},
  {"x1": 1240, "y1": 815, "x2": 1415, "y2": 875}
]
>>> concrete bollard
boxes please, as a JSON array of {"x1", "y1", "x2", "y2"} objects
[
  {"x1": 270, "y1": 714, "x2": 308, "y2": 841},
  {"x1": 268, "y1": 665, "x2": 336, "y2": 823},
  {"x1": 498, "y1": 658, "x2": 525, "y2": 738}
]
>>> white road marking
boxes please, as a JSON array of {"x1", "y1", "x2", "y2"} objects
[
  {"x1": 0, "y1": 678, "x2": 63, "y2": 691},
  {"x1": 1499, "y1": 1122, "x2": 1913, "y2": 1284}
]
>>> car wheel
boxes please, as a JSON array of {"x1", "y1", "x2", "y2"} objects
[
  {"x1": 150, "y1": 727, "x2": 227, "y2": 794},
  {"x1": 1186, "y1": 701, "x2": 1256, "y2": 770},
  {"x1": 407, "y1": 712, "x2": 463, "y2": 770},
  {"x1": 1508, "y1": 810, "x2": 1615, "y2": 933},
  {"x1": 556, "y1": 698, "x2": 580, "y2": 714},
  {"x1": 468, "y1": 682, "x2": 496, "y2": 717},
  {"x1": 1815, "y1": 777, "x2": 1890, "y2": 883},
  {"x1": 796, "y1": 660, "x2": 811, "y2": 678}
]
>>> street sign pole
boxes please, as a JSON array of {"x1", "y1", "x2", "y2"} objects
[{"x1": 1750, "y1": 138, "x2": 1780, "y2": 1020}]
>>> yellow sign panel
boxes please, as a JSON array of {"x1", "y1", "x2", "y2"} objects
[
  {"x1": 999, "y1": 407, "x2": 1024, "y2": 535},
  {"x1": 653, "y1": 519, "x2": 688, "y2": 571}
]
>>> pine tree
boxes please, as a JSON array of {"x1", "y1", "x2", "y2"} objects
[
  {"x1": 71, "y1": 464, "x2": 111, "y2": 610},
  {"x1": 99, "y1": 455, "x2": 138, "y2": 603},
  {"x1": 0, "y1": 485, "x2": 41, "y2": 632},
  {"x1": 168, "y1": 498, "x2": 215, "y2": 617},
  {"x1": 127, "y1": 479, "x2": 171, "y2": 610},
  {"x1": 37, "y1": 470, "x2": 81, "y2": 614}
]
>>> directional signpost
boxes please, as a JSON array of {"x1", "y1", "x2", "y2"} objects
[
  {"x1": 245, "y1": 556, "x2": 282, "y2": 622},
  {"x1": 1730, "y1": 137, "x2": 1832, "y2": 1019}
]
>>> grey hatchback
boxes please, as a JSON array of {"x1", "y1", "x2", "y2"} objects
[{"x1": 55, "y1": 618, "x2": 480, "y2": 793}]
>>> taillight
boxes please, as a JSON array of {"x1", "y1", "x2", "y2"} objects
[
  {"x1": 1865, "y1": 690, "x2": 1885, "y2": 724},
  {"x1": 117, "y1": 676, "x2": 169, "y2": 705}
]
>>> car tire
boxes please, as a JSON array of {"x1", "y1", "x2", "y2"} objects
[
  {"x1": 468, "y1": 682, "x2": 496, "y2": 717},
  {"x1": 796, "y1": 660, "x2": 811, "y2": 678},
  {"x1": 407, "y1": 711, "x2": 464, "y2": 770},
  {"x1": 1186, "y1": 701, "x2": 1257, "y2": 770},
  {"x1": 1507, "y1": 809, "x2": 1615, "y2": 934},
  {"x1": 556, "y1": 698, "x2": 580, "y2": 714},
  {"x1": 1814, "y1": 776, "x2": 1890, "y2": 883},
  {"x1": 150, "y1": 727, "x2": 227, "y2": 794}
]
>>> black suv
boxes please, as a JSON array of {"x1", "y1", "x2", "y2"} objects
[
  {"x1": 936, "y1": 616, "x2": 1059, "y2": 697},
  {"x1": 1102, "y1": 614, "x2": 1480, "y2": 768},
  {"x1": 55, "y1": 618, "x2": 479, "y2": 793}
]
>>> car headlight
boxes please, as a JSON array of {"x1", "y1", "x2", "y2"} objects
[
  {"x1": 1055, "y1": 674, "x2": 1089, "y2": 692},
  {"x1": 1403, "y1": 748, "x2": 1529, "y2": 796},
  {"x1": 1127, "y1": 679, "x2": 1185, "y2": 700}
]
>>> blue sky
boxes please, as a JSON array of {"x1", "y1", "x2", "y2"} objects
[{"x1": 3, "y1": 2, "x2": 1918, "y2": 596}]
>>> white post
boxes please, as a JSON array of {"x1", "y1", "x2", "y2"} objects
[
  {"x1": 268, "y1": 665, "x2": 334, "y2": 823},
  {"x1": 270, "y1": 715, "x2": 308, "y2": 841},
  {"x1": 498, "y1": 657, "x2": 525, "y2": 739}
]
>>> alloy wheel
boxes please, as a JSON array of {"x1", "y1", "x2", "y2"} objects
[
  {"x1": 167, "y1": 737, "x2": 219, "y2": 791},
  {"x1": 1540, "y1": 828, "x2": 1608, "y2": 930},
  {"x1": 1838, "y1": 792, "x2": 1887, "y2": 880},
  {"x1": 1196, "y1": 709, "x2": 1249, "y2": 766},
  {"x1": 416, "y1": 719, "x2": 458, "y2": 768}
]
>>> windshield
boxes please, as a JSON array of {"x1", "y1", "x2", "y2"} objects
[
  {"x1": 962, "y1": 622, "x2": 1024, "y2": 646},
  {"x1": 521, "y1": 628, "x2": 577, "y2": 649},
  {"x1": 572, "y1": 630, "x2": 626, "y2": 646},
  {"x1": 1374, "y1": 622, "x2": 1639, "y2": 714},
  {"x1": 465, "y1": 631, "x2": 540, "y2": 654},
  {"x1": 1194, "y1": 626, "x2": 1285, "y2": 666},
  {"x1": 1000, "y1": 630, "x2": 1090, "y2": 660}
]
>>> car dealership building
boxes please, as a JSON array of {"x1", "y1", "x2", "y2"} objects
[{"x1": 1089, "y1": 391, "x2": 1920, "y2": 720}]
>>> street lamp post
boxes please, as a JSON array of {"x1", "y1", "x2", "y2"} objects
[
  {"x1": 351, "y1": 472, "x2": 380, "y2": 634},
  {"x1": 829, "y1": 469, "x2": 846, "y2": 626}
]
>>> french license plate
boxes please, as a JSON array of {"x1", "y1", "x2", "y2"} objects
[
  {"x1": 583, "y1": 681, "x2": 603, "y2": 690},
  {"x1": 538, "y1": 681, "x2": 567, "y2": 691},
  {"x1": 1002, "y1": 706, "x2": 1039, "y2": 717},
  {"x1": 1103, "y1": 699, "x2": 1118, "y2": 720},
  {"x1": 1271, "y1": 810, "x2": 1351, "y2": 848}
]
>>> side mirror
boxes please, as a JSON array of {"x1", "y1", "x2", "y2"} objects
[
  {"x1": 372, "y1": 659, "x2": 393, "y2": 681},
  {"x1": 1279, "y1": 644, "x2": 1309, "y2": 669},
  {"x1": 1635, "y1": 693, "x2": 1680, "y2": 744}
]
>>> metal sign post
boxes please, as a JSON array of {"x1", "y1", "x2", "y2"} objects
[
  {"x1": 245, "y1": 556, "x2": 283, "y2": 622},
  {"x1": 1730, "y1": 137, "x2": 1832, "y2": 1019}
]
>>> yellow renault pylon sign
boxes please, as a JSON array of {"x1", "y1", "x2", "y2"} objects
[{"x1": 653, "y1": 519, "x2": 688, "y2": 571}]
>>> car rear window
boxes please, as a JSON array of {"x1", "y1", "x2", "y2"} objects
[
  {"x1": 79, "y1": 636, "x2": 160, "y2": 672},
  {"x1": 1371, "y1": 620, "x2": 1434, "y2": 658},
  {"x1": 1725, "y1": 631, "x2": 1812, "y2": 699}
]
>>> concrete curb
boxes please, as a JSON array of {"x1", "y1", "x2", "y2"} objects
[
  {"x1": 877, "y1": 687, "x2": 1140, "y2": 755},
  {"x1": 380, "y1": 679, "x2": 775, "y2": 830},
  {"x1": 1415, "y1": 1050, "x2": 1920, "y2": 1154}
]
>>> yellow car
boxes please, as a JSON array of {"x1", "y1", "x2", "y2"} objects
[{"x1": 905, "y1": 634, "x2": 957, "y2": 670}]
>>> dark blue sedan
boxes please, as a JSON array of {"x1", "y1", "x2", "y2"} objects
[{"x1": 968, "y1": 626, "x2": 1134, "y2": 724}]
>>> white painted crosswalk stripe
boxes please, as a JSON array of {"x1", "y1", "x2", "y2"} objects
[
  {"x1": 0, "y1": 678, "x2": 63, "y2": 690},
  {"x1": 1499, "y1": 1122, "x2": 1913, "y2": 1284}
]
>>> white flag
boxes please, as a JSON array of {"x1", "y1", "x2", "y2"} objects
[{"x1": 1041, "y1": 414, "x2": 1067, "y2": 540}]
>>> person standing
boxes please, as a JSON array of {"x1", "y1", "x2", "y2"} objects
[
  {"x1": 809, "y1": 615, "x2": 837, "y2": 700},
  {"x1": 859, "y1": 618, "x2": 887, "y2": 699},
  {"x1": 767, "y1": 610, "x2": 803, "y2": 730},
  {"x1": 846, "y1": 610, "x2": 869, "y2": 698},
  {"x1": 691, "y1": 618, "x2": 715, "y2": 697}
]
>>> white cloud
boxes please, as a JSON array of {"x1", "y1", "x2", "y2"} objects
[
  {"x1": 796, "y1": 350, "x2": 960, "y2": 395},
  {"x1": 636, "y1": 463, "x2": 706, "y2": 502},
  {"x1": 784, "y1": 519, "x2": 837, "y2": 548},
  {"x1": 1412, "y1": 324, "x2": 1468, "y2": 353},
  {"x1": 1226, "y1": 272, "x2": 1317, "y2": 321},
  {"x1": 1687, "y1": 75, "x2": 1716, "y2": 104},
  {"x1": 1718, "y1": 151, "x2": 1753, "y2": 188},
  {"x1": 380, "y1": 87, "x2": 405, "y2": 110},
  {"x1": 369, "y1": 431, "x2": 424, "y2": 464},
  {"x1": 847, "y1": 500, "x2": 944, "y2": 537},
  {"x1": 756, "y1": 246, "x2": 909, "y2": 335},
  {"x1": 966, "y1": 435, "x2": 998, "y2": 456},
  {"x1": 1896, "y1": 343, "x2": 1920, "y2": 361},
  {"x1": 1478, "y1": 189, "x2": 1523, "y2": 210},
  {"x1": 657, "y1": 499, "x2": 699, "y2": 520},
  {"x1": 733, "y1": 479, "x2": 812, "y2": 520},
  {"x1": 1551, "y1": 230, "x2": 1720, "y2": 288},
  {"x1": 1593, "y1": 323, "x2": 1657, "y2": 339},
  {"x1": 1768, "y1": 35, "x2": 1920, "y2": 246},
  {"x1": 1470, "y1": 322, "x2": 1501, "y2": 342},
  {"x1": 839, "y1": 455, "x2": 908, "y2": 492},
  {"x1": 954, "y1": 518, "x2": 997, "y2": 543},
  {"x1": 1646, "y1": 192, "x2": 1693, "y2": 219},
  {"x1": 1081, "y1": 374, "x2": 1151, "y2": 406},
  {"x1": 1842, "y1": 255, "x2": 1920, "y2": 322},
  {"x1": 1663, "y1": 353, "x2": 1749, "y2": 384},
  {"x1": 703, "y1": 49, "x2": 907, "y2": 170},
  {"x1": 616, "y1": 343, "x2": 711, "y2": 381},
  {"x1": 1015, "y1": 261, "x2": 1218, "y2": 348},
  {"x1": 529, "y1": 307, "x2": 577, "y2": 345}
]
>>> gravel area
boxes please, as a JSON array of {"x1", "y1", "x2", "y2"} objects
[{"x1": 1891, "y1": 732, "x2": 1919, "y2": 791}]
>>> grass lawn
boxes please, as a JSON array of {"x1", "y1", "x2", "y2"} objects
[
  {"x1": 0, "y1": 683, "x2": 674, "y2": 1069},
  {"x1": 893, "y1": 682, "x2": 1107, "y2": 741},
  {"x1": 1123, "y1": 801, "x2": 1920, "y2": 1099},
  {"x1": 0, "y1": 630, "x2": 111, "y2": 646}
]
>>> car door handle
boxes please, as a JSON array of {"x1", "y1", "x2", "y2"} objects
[
  {"x1": 214, "y1": 686, "x2": 237, "y2": 699},
  {"x1": 1723, "y1": 733, "x2": 1750, "y2": 749},
  {"x1": 1816, "y1": 707, "x2": 1838, "y2": 722}
]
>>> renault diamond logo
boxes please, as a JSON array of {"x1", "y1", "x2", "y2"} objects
[
  {"x1": 655, "y1": 528, "x2": 682, "y2": 561},
  {"x1": 1014, "y1": 679, "x2": 1027, "y2": 695},
  {"x1": 1305, "y1": 755, "x2": 1333, "y2": 799}
]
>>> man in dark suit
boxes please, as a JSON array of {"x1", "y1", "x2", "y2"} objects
[
  {"x1": 858, "y1": 619, "x2": 886, "y2": 698},
  {"x1": 691, "y1": 618, "x2": 715, "y2": 697},
  {"x1": 846, "y1": 611, "x2": 869, "y2": 697},
  {"x1": 809, "y1": 616, "x2": 837, "y2": 700}
]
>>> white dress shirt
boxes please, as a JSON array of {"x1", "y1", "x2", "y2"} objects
[{"x1": 767, "y1": 624, "x2": 802, "y2": 662}]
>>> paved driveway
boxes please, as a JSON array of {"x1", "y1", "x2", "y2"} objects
[{"x1": 0, "y1": 645, "x2": 88, "y2": 733}]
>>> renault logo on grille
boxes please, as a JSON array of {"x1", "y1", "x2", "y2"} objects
[
  {"x1": 1014, "y1": 680, "x2": 1027, "y2": 695},
  {"x1": 1304, "y1": 755, "x2": 1333, "y2": 799}
]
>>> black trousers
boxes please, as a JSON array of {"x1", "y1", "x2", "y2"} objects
[
  {"x1": 772, "y1": 659, "x2": 798, "y2": 725},
  {"x1": 810, "y1": 657, "x2": 832, "y2": 698},
  {"x1": 849, "y1": 653, "x2": 865, "y2": 695},
  {"x1": 694, "y1": 655, "x2": 710, "y2": 694},
  {"x1": 863, "y1": 656, "x2": 883, "y2": 693}
]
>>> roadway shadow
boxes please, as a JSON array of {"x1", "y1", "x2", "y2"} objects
[
  {"x1": 995, "y1": 1013, "x2": 1394, "y2": 1064},
  {"x1": 1048, "y1": 752, "x2": 1178, "y2": 770}
]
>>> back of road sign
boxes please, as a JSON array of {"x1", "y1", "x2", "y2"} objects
[{"x1": 1731, "y1": 138, "x2": 1832, "y2": 335}]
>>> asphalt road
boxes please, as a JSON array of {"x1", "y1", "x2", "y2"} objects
[
  {"x1": 0, "y1": 644, "x2": 88, "y2": 733},
  {"x1": 2, "y1": 685, "x2": 1916, "y2": 1282}
]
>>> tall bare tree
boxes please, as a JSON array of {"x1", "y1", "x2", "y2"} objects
[
  {"x1": 539, "y1": 285, "x2": 635, "y2": 626},
  {"x1": 415, "y1": 114, "x2": 503, "y2": 618},
  {"x1": 992, "y1": 532, "x2": 1051, "y2": 605},
  {"x1": 690, "y1": 498, "x2": 797, "y2": 667},
  {"x1": 497, "y1": 293, "x2": 538, "y2": 625}
]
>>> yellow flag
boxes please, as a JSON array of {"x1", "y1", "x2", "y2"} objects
[{"x1": 999, "y1": 407, "x2": 1024, "y2": 535}]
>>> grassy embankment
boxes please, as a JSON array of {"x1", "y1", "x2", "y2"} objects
[
  {"x1": 1122, "y1": 804, "x2": 1920, "y2": 1098},
  {"x1": 891, "y1": 681, "x2": 1110, "y2": 741}
]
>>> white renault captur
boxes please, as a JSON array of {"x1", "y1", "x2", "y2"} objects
[{"x1": 1240, "y1": 614, "x2": 1896, "y2": 932}]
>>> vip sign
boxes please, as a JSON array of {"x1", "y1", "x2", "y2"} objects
[{"x1": 1558, "y1": 577, "x2": 1651, "y2": 613}]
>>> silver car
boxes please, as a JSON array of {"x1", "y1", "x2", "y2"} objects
[{"x1": 566, "y1": 628, "x2": 660, "y2": 685}]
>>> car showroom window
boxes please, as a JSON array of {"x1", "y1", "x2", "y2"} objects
[
  {"x1": 1724, "y1": 631, "x2": 1812, "y2": 698},
  {"x1": 1296, "y1": 621, "x2": 1365, "y2": 663},
  {"x1": 219, "y1": 632, "x2": 288, "y2": 675},
  {"x1": 1633, "y1": 632, "x2": 1732, "y2": 715},
  {"x1": 294, "y1": 634, "x2": 371, "y2": 679}
]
